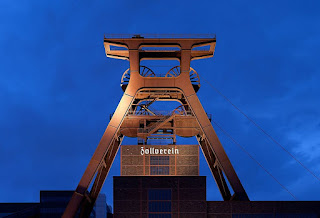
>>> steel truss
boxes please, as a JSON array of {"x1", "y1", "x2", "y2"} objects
[{"x1": 63, "y1": 36, "x2": 249, "y2": 218}]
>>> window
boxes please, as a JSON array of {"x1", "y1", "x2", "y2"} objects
[
  {"x1": 148, "y1": 213, "x2": 172, "y2": 218},
  {"x1": 149, "y1": 189, "x2": 171, "y2": 200},
  {"x1": 148, "y1": 189, "x2": 172, "y2": 218},
  {"x1": 150, "y1": 156, "x2": 169, "y2": 165},
  {"x1": 150, "y1": 166, "x2": 169, "y2": 175},
  {"x1": 150, "y1": 156, "x2": 170, "y2": 175}
]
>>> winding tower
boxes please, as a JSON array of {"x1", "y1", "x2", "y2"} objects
[{"x1": 63, "y1": 34, "x2": 249, "y2": 218}]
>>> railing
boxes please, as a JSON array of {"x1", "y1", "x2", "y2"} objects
[
  {"x1": 137, "y1": 105, "x2": 191, "y2": 134},
  {"x1": 127, "y1": 110, "x2": 193, "y2": 116},
  {"x1": 138, "y1": 114, "x2": 172, "y2": 134},
  {"x1": 145, "y1": 138, "x2": 174, "y2": 145},
  {"x1": 145, "y1": 140, "x2": 175, "y2": 145},
  {"x1": 110, "y1": 111, "x2": 212, "y2": 121},
  {"x1": 104, "y1": 34, "x2": 216, "y2": 39}
]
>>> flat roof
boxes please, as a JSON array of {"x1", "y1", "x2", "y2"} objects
[{"x1": 104, "y1": 33, "x2": 216, "y2": 39}]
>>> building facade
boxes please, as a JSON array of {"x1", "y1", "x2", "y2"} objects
[
  {"x1": 114, "y1": 176, "x2": 207, "y2": 218},
  {"x1": 113, "y1": 176, "x2": 320, "y2": 217},
  {"x1": 0, "y1": 191, "x2": 112, "y2": 218},
  {"x1": 114, "y1": 144, "x2": 320, "y2": 217}
]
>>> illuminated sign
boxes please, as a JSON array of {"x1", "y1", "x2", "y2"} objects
[{"x1": 140, "y1": 147, "x2": 179, "y2": 155}]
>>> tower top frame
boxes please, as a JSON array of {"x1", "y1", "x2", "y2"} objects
[{"x1": 104, "y1": 34, "x2": 216, "y2": 61}]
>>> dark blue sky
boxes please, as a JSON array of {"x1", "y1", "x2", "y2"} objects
[{"x1": 1, "y1": 0, "x2": 320, "y2": 206}]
